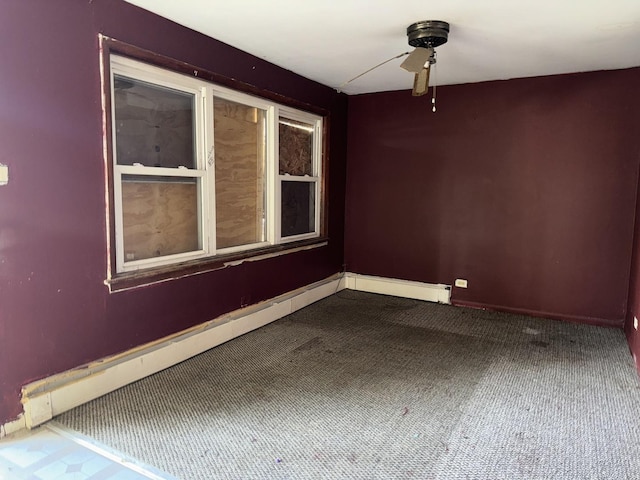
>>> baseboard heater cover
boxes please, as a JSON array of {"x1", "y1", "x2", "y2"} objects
[
  {"x1": 343, "y1": 273, "x2": 451, "y2": 304},
  {"x1": 0, "y1": 416, "x2": 26, "y2": 438},
  {"x1": 15, "y1": 273, "x2": 450, "y2": 431}
]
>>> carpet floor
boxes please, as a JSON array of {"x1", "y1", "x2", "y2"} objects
[{"x1": 57, "y1": 290, "x2": 640, "y2": 479}]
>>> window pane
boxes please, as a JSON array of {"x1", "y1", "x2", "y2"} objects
[
  {"x1": 281, "y1": 181, "x2": 315, "y2": 237},
  {"x1": 214, "y1": 97, "x2": 267, "y2": 249},
  {"x1": 279, "y1": 118, "x2": 313, "y2": 176},
  {"x1": 114, "y1": 75, "x2": 195, "y2": 169},
  {"x1": 121, "y1": 175, "x2": 200, "y2": 261}
]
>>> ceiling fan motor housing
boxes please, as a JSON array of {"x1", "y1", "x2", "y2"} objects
[{"x1": 407, "y1": 20, "x2": 450, "y2": 49}]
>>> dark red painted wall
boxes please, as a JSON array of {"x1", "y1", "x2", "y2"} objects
[
  {"x1": 346, "y1": 69, "x2": 640, "y2": 326},
  {"x1": 0, "y1": 0, "x2": 347, "y2": 424}
]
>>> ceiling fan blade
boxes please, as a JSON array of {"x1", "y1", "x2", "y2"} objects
[
  {"x1": 337, "y1": 51, "x2": 410, "y2": 92},
  {"x1": 400, "y1": 47, "x2": 433, "y2": 73},
  {"x1": 412, "y1": 66, "x2": 430, "y2": 96}
]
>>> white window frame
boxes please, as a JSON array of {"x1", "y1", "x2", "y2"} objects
[
  {"x1": 276, "y1": 108, "x2": 323, "y2": 244},
  {"x1": 111, "y1": 56, "x2": 212, "y2": 273},
  {"x1": 109, "y1": 55, "x2": 323, "y2": 274},
  {"x1": 209, "y1": 87, "x2": 275, "y2": 256}
]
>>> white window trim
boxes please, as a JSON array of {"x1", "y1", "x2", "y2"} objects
[
  {"x1": 210, "y1": 87, "x2": 275, "y2": 256},
  {"x1": 111, "y1": 57, "x2": 212, "y2": 273},
  {"x1": 276, "y1": 108, "x2": 323, "y2": 244},
  {"x1": 109, "y1": 55, "x2": 323, "y2": 274}
]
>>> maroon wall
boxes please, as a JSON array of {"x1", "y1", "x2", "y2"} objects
[
  {"x1": 0, "y1": 0, "x2": 347, "y2": 424},
  {"x1": 346, "y1": 69, "x2": 640, "y2": 326}
]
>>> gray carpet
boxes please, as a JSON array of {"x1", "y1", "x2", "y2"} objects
[{"x1": 57, "y1": 290, "x2": 640, "y2": 479}]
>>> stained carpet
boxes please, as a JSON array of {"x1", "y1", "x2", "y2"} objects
[{"x1": 57, "y1": 290, "x2": 640, "y2": 479}]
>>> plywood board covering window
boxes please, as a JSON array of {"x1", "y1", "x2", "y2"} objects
[
  {"x1": 279, "y1": 119, "x2": 313, "y2": 176},
  {"x1": 214, "y1": 97, "x2": 266, "y2": 249},
  {"x1": 122, "y1": 177, "x2": 200, "y2": 260}
]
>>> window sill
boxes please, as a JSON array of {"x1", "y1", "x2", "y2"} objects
[{"x1": 105, "y1": 238, "x2": 329, "y2": 292}]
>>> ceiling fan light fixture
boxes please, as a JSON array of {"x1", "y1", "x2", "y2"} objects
[{"x1": 406, "y1": 20, "x2": 450, "y2": 49}]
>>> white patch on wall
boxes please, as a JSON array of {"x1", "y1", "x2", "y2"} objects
[{"x1": 0, "y1": 164, "x2": 8, "y2": 186}]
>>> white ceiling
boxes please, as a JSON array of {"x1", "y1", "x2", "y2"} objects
[{"x1": 123, "y1": 0, "x2": 640, "y2": 95}]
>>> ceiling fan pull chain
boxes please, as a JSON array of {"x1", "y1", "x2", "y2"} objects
[{"x1": 432, "y1": 59, "x2": 437, "y2": 113}]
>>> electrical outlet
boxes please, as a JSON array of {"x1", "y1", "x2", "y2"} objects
[
  {"x1": 455, "y1": 279, "x2": 468, "y2": 288},
  {"x1": 634, "y1": 316, "x2": 638, "y2": 331}
]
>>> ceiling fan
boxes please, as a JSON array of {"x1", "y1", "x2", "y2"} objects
[
  {"x1": 338, "y1": 20, "x2": 450, "y2": 108},
  {"x1": 400, "y1": 21, "x2": 450, "y2": 96}
]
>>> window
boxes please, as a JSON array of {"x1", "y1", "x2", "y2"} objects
[
  {"x1": 110, "y1": 55, "x2": 323, "y2": 274},
  {"x1": 279, "y1": 116, "x2": 320, "y2": 237}
]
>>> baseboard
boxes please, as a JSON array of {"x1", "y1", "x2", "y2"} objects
[
  {"x1": 17, "y1": 271, "x2": 450, "y2": 432},
  {"x1": 20, "y1": 273, "x2": 343, "y2": 430},
  {"x1": 344, "y1": 273, "x2": 451, "y2": 304},
  {"x1": 452, "y1": 299, "x2": 624, "y2": 328},
  {"x1": 9, "y1": 272, "x2": 624, "y2": 434},
  {"x1": 0, "y1": 415, "x2": 26, "y2": 438}
]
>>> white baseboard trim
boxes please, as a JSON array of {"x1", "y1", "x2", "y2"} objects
[
  {"x1": 344, "y1": 273, "x2": 451, "y2": 304},
  {"x1": 19, "y1": 273, "x2": 343, "y2": 430},
  {"x1": 0, "y1": 415, "x2": 26, "y2": 438},
  {"x1": 14, "y1": 271, "x2": 449, "y2": 432}
]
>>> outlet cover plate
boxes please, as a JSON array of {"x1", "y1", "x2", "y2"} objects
[{"x1": 455, "y1": 279, "x2": 468, "y2": 288}]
